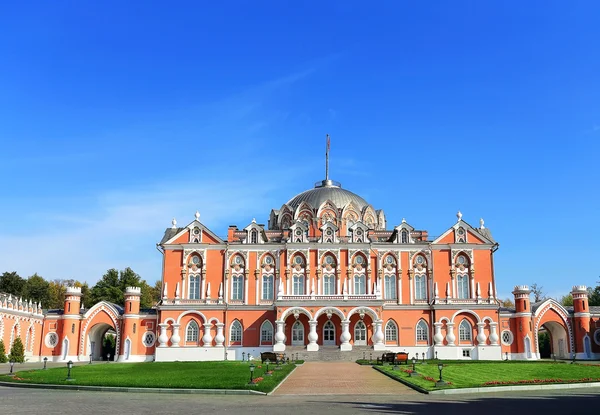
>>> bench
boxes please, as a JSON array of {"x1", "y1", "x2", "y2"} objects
[
  {"x1": 260, "y1": 352, "x2": 285, "y2": 363},
  {"x1": 376, "y1": 352, "x2": 409, "y2": 365}
]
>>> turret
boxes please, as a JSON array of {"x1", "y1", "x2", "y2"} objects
[
  {"x1": 120, "y1": 286, "x2": 142, "y2": 362},
  {"x1": 571, "y1": 285, "x2": 590, "y2": 359},
  {"x1": 64, "y1": 286, "x2": 82, "y2": 315},
  {"x1": 124, "y1": 286, "x2": 142, "y2": 315},
  {"x1": 512, "y1": 285, "x2": 531, "y2": 314}
]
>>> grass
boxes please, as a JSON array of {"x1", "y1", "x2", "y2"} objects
[
  {"x1": 0, "y1": 361, "x2": 297, "y2": 393},
  {"x1": 374, "y1": 361, "x2": 600, "y2": 391}
]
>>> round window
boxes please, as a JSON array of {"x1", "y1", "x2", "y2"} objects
[
  {"x1": 501, "y1": 330, "x2": 514, "y2": 346},
  {"x1": 45, "y1": 332, "x2": 59, "y2": 348},
  {"x1": 357, "y1": 230, "x2": 363, "y2": 236},
  {"x1": 416, "y1": 256, "x2": 424, "y2": 264},
  {"x1": 143, "y1": 332, "x2": 156, "y2": 347},
  {"x1": 386, "y1": 256, "x2": 394, "y2": 264},
  {"x1": 294, "y1": 256, "x2": 303, "y2": 265},
  {"x1": 326, "y1": 229, "x2": 333, "y2": 236},
  {"x1": 325, "y1": 256, "x2": 334, "y2": 265},
  {"x1": 458, "y1": 256, "x2": 466, "y2": 265},
  {"x1": 265, "y1": 256, "x2": 273, "y2": 264},
  {"x1": 192, "y1": 256, "x2": 200, "y2": 264},
  {"x1": 234, "y1": 256, "x2": 242, "y2": 265},
  {"x1": 356, "y1": 256, "x2": 364, "y2": 264},
  {"x1": 193, "y1": 227, "x2": 200, "y2": 235},
  {"x1": 296, "y1": 230, "x2": 302, "y2": 236}
]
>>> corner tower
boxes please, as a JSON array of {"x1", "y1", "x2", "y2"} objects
[
  {"x1": 571, "y1": 285, "x2": 591, "y2": 358},
  {"x1": 120, "y1": 286, "x2": 141, "y2": 361},
  {"x1": 512, "y1": 285, "x2": 534, "y2": 359},
  {"x1": 61, "y1": 286, "x2": 82, "y2": 361}
]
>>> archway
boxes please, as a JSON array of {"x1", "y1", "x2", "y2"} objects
[
  {"x1": 87, "y1": 323, "x2": 117, "y2": 361},
  {"x1": 541, "y1": 321, "x2": 569, "y2": 359}
]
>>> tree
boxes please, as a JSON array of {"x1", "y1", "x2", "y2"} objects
[
  {"x1": 559, "y1": 293, "x2": 573, "y2": 306},
  {"x1": 89, "y1": 269, "x2": 123, "y2": 306},
  {"x1": 74, "y1": 281, "x2": 90, "y2": 308},
  {"x1": 47, "y1": 280, "x2": 66, "y2": 309},
  {"x1": 8, "y1": 337, "x2": 25, "y2": 363},
  {"x1": 0, "y1": 272, "x2": 25, "y2": 296},
  {"x1": 501, "y1": 298, "x2": 515, "y2": 308},
  {"x1": 151, "y1": 280, "x2": 162, "y2": 304},
  {"x1": 530, "y1": 283, "x2": 546, "y2": 302},
  {"x1": 138, "y1": 280, "x2": 155, "y2": 309},
  {"x1": 538, "y1": 331, "x2": 551, "y2": 358},
  {"x1": 589, "y1": 282, "x2": 600, "y2": 307},
  {"x1": 22, "y1": 274, "x2": 50, "y2": 307},
  {"x1": 0, "y1": 339, "x2": 7, "y2": 363}
]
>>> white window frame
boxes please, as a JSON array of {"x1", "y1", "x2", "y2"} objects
[
  {"x1": 262, "y1": 274, "x2": 274, "y2": 300},
  {"x1": 189, "y1": 274, "x2": 201, "y2": 300},
  {"x1": 323, "y1": 274, "x2": 335, "y2": 295},
  {"x1": 231, "y1": 275, "x2": 244, "y2": 301},
  {"x1": 385, "y1": 320, "x2": 398, "y2": 343},
  {"x1": 416, "y1": 320, "x2": 428, "y2": 343},
  {"x1": 186, "y1": 320, "x2": 199, "y2": 343},
  {"x1": 260, "y1": 320, "x2": 273, "y2": 345},
  {"x1": 230, "y1": 320, "x2": 243, "y2": 344},
  {"x1": 457, "y1": 274, "x2": 469, "y2": 299},
  {"x1": 459, "y1": 320, "x2": 472, "y2": 342},
  {"x1": 501, "y1": 330, "x2": 514, "y2": 346},
  {"x1": 293, "y1": 274, "x2": 305, "y2": 295},
  {"x1": 415, "y1": 274, "x2": 427, "y2": 300},
  {"x1": 354, "y1": 274, "x2": 366, "y2": 295},
  {"x1": 384, "y1": 275, "x2": 396, "y2": 299}
]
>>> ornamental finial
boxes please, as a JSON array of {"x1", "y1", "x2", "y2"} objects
[
  {"x1": 171, "y1": 218, "x2": 177, "y2": 228},
  {"x1": 480, "y1": 218, "x2": 485, "y2": 229},
  {"x1": 252, "y1": 218, "x2": 256, "y2": 223},
  {"x1": 401, "y1": 218, "x2": 406, "y2": 223},
  {"x1": 457, "y1": 211, "x2": 462, "y2": 221},
  {"x1": 195, "y1": 211, "x2": 200, "y2": 221}
]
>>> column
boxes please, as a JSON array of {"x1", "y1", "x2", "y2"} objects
[
  {"x1": 397, "y1": 275, "x2": 402, "y2": 305},
  {"x1": 373, "y1": 320, "x2": 385, "y2": 350},
  {"x1": 340, "y1": 320, "x2": 352, "y2": 351},
  {"x1": 489, "y1": 323, "x2": 499, "y2": 346},
  {"x1": 446, "y1": 323, "x2": 456, "y2": 346},
  {"x1": 158, "y1": 323, "x2": 169, "y2": 347},
  {"x1": 273, "y1": 320, "x2": 286, "y2": 352},
  {"x1": 214, "y1": 323, "x2": 225, "y2": 347},
  {"x1": 433, "y1": 322, "x2": 444, "y2": 345},
  {"x1": 244, "y1": 272, "x2": 249, "y2": 304},
  {"x1": 201, "y1": 270, "x2": 206, "y2": 300},
  {"x1": 170, "y1": 324, "x2": 181, "y2": 347},
  {"x1": 476, "y1": 322, "x2": 487, "y2": 345},
  {"x1": 470, "y1": 275, "x2": 476, "y2": 300},
  {"x1": 307, "y1": 321, "x2": 319, "y2": 351},
  {"x1": 202, "y1": 323, "x2": 213, "y2": 347}
]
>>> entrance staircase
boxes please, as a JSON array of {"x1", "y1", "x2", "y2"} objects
[{"x1": 285, "y1": 346, "x2": 389, "y2": 362}]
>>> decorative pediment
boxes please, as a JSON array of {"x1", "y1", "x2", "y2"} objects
[
  {"x1": 289, "y1": 220, "x2": 309, "y2": 243},
  {"x1": 348, "y1": 221, "x2": 370, "y2": 243},
  {"x1": 243, "y1": 219, "x2": 267, "y2": 244},
  {"x1": 319, "y1": 221, "x2": 339, "y2": 244},
  {"x1": 162, "y1": 216, "x2": 224, "y2": 245}
]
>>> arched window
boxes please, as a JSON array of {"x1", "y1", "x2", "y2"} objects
[
  {"x1": 232, "y1": 275, "x2": 244, "y2": 301},
  {"x1": 189, "y1": 274, "x2": 201, "y2": 299},
  {"x1": 260, "y1": 320, "x2": 273, "y2": 345},
  {"x1": 251, "y1": 230, "x2": 258, "y2": 244},
  {"x1": 385, "y1": 320, "x2": 398, "y2": 343},
  {"x1": 186, "y1": 320, "x2": 199, "y2": 343},
  {"x1": 416, "y1": 320, "x2": 428, "y2": 342},
  {"x1": 459, "y1": 320, "x2": 472, "y2": 342},
  {"x1": 354, "y1": 321, "x2": 367, "y2": 345},
  {"x1": 401, "y1": 230, "x2": 408, "y2": 243},
  {"x1": 262, "y1": 274, "x2": 274, "y2": 300},
  {"x1": 230, "y1": 320, "x2": 243, "y2": 344},
  {"x1": 457, "y1": 274, "x2": 469, "y2": 299}
]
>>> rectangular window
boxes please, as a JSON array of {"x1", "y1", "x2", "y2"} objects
[
  {"x1": 323, "y1": 275, "x2": 334, "y2": 295},
  {"x1": 293, "y1": 275, "x2": 304, "y2": 295},
  {"x1": 462, "y1": 349, "x2": 470, "y2": 357},
  {"x1": 457, "y1": 275, "x2": 469, "y2": 299},
  {"x1": 262, "y1": 275, "x2": 273, "y2": 300},
  {"x1": 354, "y1": 275, "x2": 365, "y2": 295},
  {"x1": 232, "y1": 276, "x2": 243, "y2": 301},
  {"x1": 415, "y1": 275, "x2": 427, "y2": 300},
  {"x1": 384, "y1": 275, "x2": 396, "y2": 299},
  {"x1": 189, "y1": 275, "x2": 201, "y2": 300}
]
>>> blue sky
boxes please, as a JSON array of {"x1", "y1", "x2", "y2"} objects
[{"x1": 0, "y1": 2, "x2": 598, "y2": 300}]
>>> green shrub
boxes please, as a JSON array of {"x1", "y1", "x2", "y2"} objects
[
  {"x1": 8, "y1": 337, "x2": 25, "y2": 363},
  {"x1": 0, "y1": 340, "x2": 7, "y2": 363}
]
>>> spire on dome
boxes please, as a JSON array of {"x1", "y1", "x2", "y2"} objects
[{"x1": 325, "y1": 133, "x2": 330, "y2": 181}]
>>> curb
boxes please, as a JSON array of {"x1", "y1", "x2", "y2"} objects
[
  {"x1": 267, "y1": 365, "x2": 298, "y2": 395},
  {"x1": 372, "y1": 366, "x2": 430, "y2": 394},
  {"x1": 0, "y1": 381, "x2": 266, "y2": 395},
  {"x1": 429, "y1": 381, "x2": 600, "y2": 395}
]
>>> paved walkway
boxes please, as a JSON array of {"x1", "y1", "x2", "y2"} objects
[{"x1": 273, "y1": 362, "x2": 416, "y2": 395}]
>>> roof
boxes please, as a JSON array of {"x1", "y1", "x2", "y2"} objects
[
  {"x1": 286, "y1": 180, "x2": 370, "y2": 211},
  {"x1": 160, "y1": 227, "x2": 184, "y2": 244}
]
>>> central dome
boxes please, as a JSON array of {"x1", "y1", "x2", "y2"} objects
[{"x1": 286, "y1": 180, "x2": 369, "y2": 211}]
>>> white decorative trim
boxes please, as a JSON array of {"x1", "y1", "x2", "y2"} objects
[
  {"x1": 501, "y1": 330, "x2": 514, "y2": 346},
  {"x1": 79, "y1": 302, "x2": 121, "y2": 358},
  {"x1": 142, "y1": 331, "x2": 156, "y2": 347}
]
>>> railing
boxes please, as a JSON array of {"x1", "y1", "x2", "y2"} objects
[{"x1": 278, "y1": 294, "x2": 379, "y2": 301}]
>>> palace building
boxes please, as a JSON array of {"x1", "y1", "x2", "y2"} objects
[{"x1": 2, "y1": 151, "x2": 600, "y2": 363}]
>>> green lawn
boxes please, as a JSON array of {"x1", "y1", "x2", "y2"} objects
[
  {"x1": 375, "y1": 362, "x2": 600, "y2": 391},
  {"x1": 0, "y1": 361, "x2": 297, "y2": 393}
]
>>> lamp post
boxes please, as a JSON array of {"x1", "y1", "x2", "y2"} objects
[
  {"x1": 66, "y1": 360, "x2": 74, "y2": 381},
  {"x1": 265, "y1": 359, "x2": 271, "y2": 376},
  {"x1": 369, "y1": 352, "x2": 372, "y2": 363},
  {"x1": 553, "y1": 353, "x2": 556, "y2": 362},
  {"x1": 249, "y1": 363, "x2": 256, "y2": 384},
  {"x1": 410, "y1": 357, "x2": 420, "y2": 377},
  {"x1": 435, "y1": 351, "x2": 438, "y2": 360},
  {"x1": 363, "y1": 351, "x2": 366, "y2": 360},
  {"x1": 89, "y1": 353, "x2": 93, "y2": 365},
  {"x1": 107, "y1": 353, "x2": 111, "y2": 363},
  {"x1": 422, "y1": 352, "x2": 426, "y2": 364},
  {"x1": 43, "y1": 357, "x2": 48, "y2": 370},
  {"x1": 505, "y1": 352, "x2": 508, "y2": 361},
  {"x1": 9, "y1": 359, "x2": 15, "y2": 376},
  {"x1": 242, "y1": 352, "x2": 246, "y2": 362},
  {"x1": 435, "y1": 363, "x2": 447, "y2": 387},
  {"x1": 412, "y1": 357, "x2": 416, "y2": 372}
]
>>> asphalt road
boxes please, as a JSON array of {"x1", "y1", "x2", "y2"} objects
[{"x1": 1, "y1": 386, "x2": 599, "y2": 414}]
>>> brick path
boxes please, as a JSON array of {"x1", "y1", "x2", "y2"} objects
[{"x1": 273, "y1": 362, "x2": 416, "y2": 395}]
